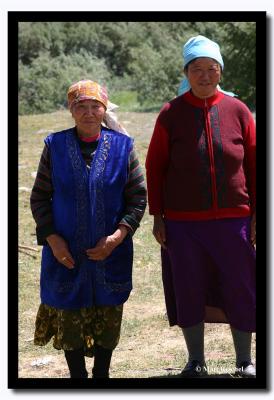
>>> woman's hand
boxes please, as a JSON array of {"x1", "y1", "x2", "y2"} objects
[
  {"x1": 46, "y1": 234, "x2": 75, "y2": 269},
  {"x1": 250, "y1": 212, "x2": 256, "y2": 247},
  {"x1": 86, "y1": 225, "x2": 129, "y2": 261},
  {"x1": 153, "y1": 215, "x2": 167, "y2": 249}
]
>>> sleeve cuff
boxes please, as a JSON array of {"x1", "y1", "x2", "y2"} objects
[
  {"x1": 36, "y1": 224, "x2": 56, "y2": 246},
  {"x1": 118, "y1": 218, "x2": 137, "y2": 236}
]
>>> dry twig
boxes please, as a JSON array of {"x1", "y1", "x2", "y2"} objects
[
  {"x1": 19, "y1": 244, "x2": 39, "y2": 252},
  {"x1": 18, "y1": 249, "x2": 37, "y2": 259}
]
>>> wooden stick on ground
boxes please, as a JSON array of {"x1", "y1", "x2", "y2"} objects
[
  {"x1": 18, "y1": 244, "x2": 39, "y2": 252},
  {"x1": 18, "y1": 249, "x2": 37, "y2": 259}
]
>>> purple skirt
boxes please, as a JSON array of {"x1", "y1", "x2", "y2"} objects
[{"x1": 161, "y1": 217, "x2": 256, "y2": 332}]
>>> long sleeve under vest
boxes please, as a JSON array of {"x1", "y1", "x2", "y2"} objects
[
  {"x1": 146, "y1": 90, "x2": 256, "y2": 220},
  {"x1": 31, "y1": 129, "x2": 147, "y2": 244}
]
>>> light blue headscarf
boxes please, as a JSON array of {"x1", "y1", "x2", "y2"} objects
[{"x1": 178, "y1": 35, "x2": 236, "y2": 97}]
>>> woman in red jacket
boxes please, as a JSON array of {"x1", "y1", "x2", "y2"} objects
[{"x1": 146, "y1": 35, "x2": 256, "y2": 378}]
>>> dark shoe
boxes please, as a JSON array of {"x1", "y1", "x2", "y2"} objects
[
  {"x1": 180, "y1": 360, "x2": 208, "y2": 378},
  {"x1": 92, "y1": 371, "x2": 109, "y2": 379},
  {"x1": 235, "y1": 361, "x2": 256, "y2": 378}
]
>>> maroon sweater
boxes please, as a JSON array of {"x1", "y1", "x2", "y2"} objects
[{"x1": 146, "y1": 90, "x2": 256, "y2": 220}]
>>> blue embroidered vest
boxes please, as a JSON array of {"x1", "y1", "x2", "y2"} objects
[{"x1": 40, "y1": 128, "x2": 134, "y2": 309}]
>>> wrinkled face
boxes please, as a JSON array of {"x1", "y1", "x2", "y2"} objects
[
  {"x1": 185, "y1": 57, "x2": 221, "y2": 99},
  {"x1": 71, "y1": 99, "x2": 106, "y2": 135}
]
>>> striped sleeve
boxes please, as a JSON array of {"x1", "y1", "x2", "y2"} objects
[
  {"x1": 119, "y1": 148, "x2": 147, "y2": 234},
  {"x1": 30, "y1": 144, "x2": 56, "y2": 245}
]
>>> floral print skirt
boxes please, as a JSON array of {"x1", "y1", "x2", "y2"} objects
[{"x1": 34, "y1": 303, "x2": 123, "y2": 357}]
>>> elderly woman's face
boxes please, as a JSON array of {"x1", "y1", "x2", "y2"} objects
[
  {"x1": 185, "y1": 57, "x2": 221, "y2": 99},
  {"x1": 71, "y1": 99, "x2": 106, "y2": 135}
]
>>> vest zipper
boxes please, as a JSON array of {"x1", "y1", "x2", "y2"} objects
[{"x1": 204, "y1": 99, "x2": 218, "y2": 215}]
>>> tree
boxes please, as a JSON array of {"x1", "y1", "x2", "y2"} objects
[
  {"x1": 18, "y1": 21, "x2": 257, "y2": 114},
  {"x1": 19, "y1": 22, "x2": 65, "y2": 64},
  {"x1": 128, "y1": 42, "x2": 182, "y2": 107},
  {"x1": 19, "y1": 51, "x2": 111, "y2": 114},
  {"x1": 220, "y1": 22, "x2": 256, "y2": 108}
]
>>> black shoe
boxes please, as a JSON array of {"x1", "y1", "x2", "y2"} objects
[
  {"x1": 180, "y1": 360, "x2": 208, "y2": 378},
  {"x1": 92, "y1": 371, "x2": 109, "y2": 379},
  {"x1": 235, "y1": 361, "x2": 256, "y2": 378}
]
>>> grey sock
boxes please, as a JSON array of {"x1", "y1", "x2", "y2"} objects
[
  {"x1": 182, "y1": 322, "x2": 205, "y2": 363},
  {"x1": 230, "y1": 326, "x2": 252, "y2": 367}
]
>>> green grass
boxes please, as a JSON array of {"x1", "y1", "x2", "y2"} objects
[
  {"x1": 109, "y1": 90, "x2": 163, "y2": 113},
  {"x1": 18, "y1": 109, "x2": 256, "y2": 379},
  {"x1": 110, "y1": 90, "x2": 140, "y2": 111}
]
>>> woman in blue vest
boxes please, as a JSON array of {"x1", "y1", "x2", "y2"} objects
[{"x1": 30, "y1": 80, "x2": 147, "y2": 378}]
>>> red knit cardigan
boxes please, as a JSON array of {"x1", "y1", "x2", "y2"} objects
[{"x1": 146, "y1": 90, "x2": 256, "y2": 220}]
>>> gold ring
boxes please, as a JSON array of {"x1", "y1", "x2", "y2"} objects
[{"x1": 61, "y1": 256, "x2": 67, "y2": 261}]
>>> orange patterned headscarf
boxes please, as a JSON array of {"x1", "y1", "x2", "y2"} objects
[{"x1": 67, "y1": 80, "x2": 108, "y2": 110}]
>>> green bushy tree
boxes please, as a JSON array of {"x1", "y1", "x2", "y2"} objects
[
  {"x1": 19, "y1": 22, "x2": 65, "y2": 64},
  {"x1": 18, "y1": 21, "x2": 257, "y2": 114},
  {"x1": 19, "y1": 51, "x2": 111, "y2": 114},
  {"x1": 128, "y1": 41, "x2": 182, "y2": 107},
  {"x1": 220, "y1": 22, "x2": 256, "y2": 108}
]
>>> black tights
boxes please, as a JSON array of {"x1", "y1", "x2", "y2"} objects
[
  {"x1": 64, "y1": 345, "x2": 113, "y2": 378},
  {"x1": 64, "y1": 348, "x2": 88, "y2": 378}
]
